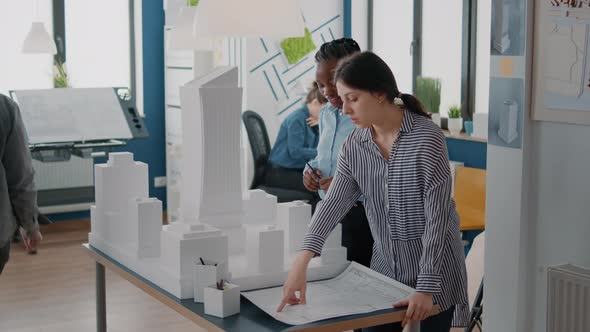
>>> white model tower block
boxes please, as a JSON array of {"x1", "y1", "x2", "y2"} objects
[
  {"x1": 161, "y1": 223, "x2": 229, "y2": 298},
  {"x1": 323, "y1": 223, "x2": 342, "y2": 249},
  {"x1": 92, "y1": 152, "x2": 148, "y2": 246},
  {"x1": 129, "y1": 197, "x2": 163, "y2": 258},
  {"x1": 246, "y1": 225, "x2": 284, "y2": 274},
  {"x1": 242, "y1": 189, "x2": 277, "y2": 225},
  {"x1": 498, "y1": 100, "x2": 518, "y2": 144},
  {"x1": 221, "y1": 225, "x2": 247, "y2": 255},
  {"x1": 179, "y1": 66, "x2": 244, "y2": 228},
  {"x1": 321, "y1": 224, "x2": 347, "y2": 265},
  {"x1": 277, "y1": 201, "x2": 312, "y2": 254}
]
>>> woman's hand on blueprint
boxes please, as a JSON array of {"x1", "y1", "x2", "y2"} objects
[
  {"x1": 277, "y1": 250, "x2": 315, "y2": 312},
  {"x1": 393, "y1": 292, "x2": 434, "y2": 327}
]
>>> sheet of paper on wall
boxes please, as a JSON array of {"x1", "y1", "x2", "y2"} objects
[{"x1": 242, "y1": 262, "x2": 415, "y2": 326}]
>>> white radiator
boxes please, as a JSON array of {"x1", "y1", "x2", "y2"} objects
[
  {"x1": 32, "y1": 156, "x2": 94, "y2": 190},
  {"x1": 547, "y1": 264, "x2": 590, "y2": 332}
]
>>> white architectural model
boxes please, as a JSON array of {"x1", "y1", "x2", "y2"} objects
[
  {"x1": 90, "y1": 67, "x2": 349, "y2": 300},
  {"x1": 492, "y1": 0, "x2": 511, "y2": 54},
  {"x1": 498, "y1": 100, "x2": 518, "y2": 144}
]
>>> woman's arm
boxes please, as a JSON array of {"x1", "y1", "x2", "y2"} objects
[
  {"x1": 417, "y1": 133, "x2": 454, "y2": 295},
  {"x1": 277, "y1": 249, "x2": 314, "y2": 312},
  {"x1": 300, "y1": 141, "x2": 361, "y2": 256},
  {"x1": 277, "y1": 140, "x2": 361, "y2": 311},
  {"x1": 286, "y1": 119, "x2": 317, "y2": 162},
  {"x1": 393, "y1": 132, "x2": 452, "y2": 326}
]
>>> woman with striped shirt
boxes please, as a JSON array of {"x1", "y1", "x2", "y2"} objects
[{"x1": 277, "y1": 52, "x2": 468, "y2": 331}]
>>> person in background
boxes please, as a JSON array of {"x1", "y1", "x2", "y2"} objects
[
  {"x1": 278, "y1": 52, "x2": 469, "y2": 331},
  {"x1": 0, "y1": 93, "x2": 43, "y2": 274},
  {"x1": 265, "y1": 83, "x2": 326, "y2": 193},
  {"x1": 303, "y1": 38, "x2": 374, "y2": 271}
]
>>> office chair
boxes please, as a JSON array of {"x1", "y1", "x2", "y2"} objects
[
  {"x1": 466, "y1": 279, "x2": 483, "y2": 332},
  {"x1": 464, "y1": 231, "x2": 485, "y2": 332},
  {"x1": 241, "y1": 110, "x2": 315, "y2": 203}
]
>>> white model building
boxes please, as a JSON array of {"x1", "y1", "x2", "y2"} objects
[
  {"x1": 278, "y1": 201, "x2": 313, "y2": 254},
  {"x1": 498, "y1": 100, "x2": 518, "y2": 144},
  {"x1": 242, "y1": 189, "x2": 277, "y2": 225},
  {"x1": 246, "y1": 225, "x2": 284, "y2": 274},
  {"x1": 89, "y1": 66, "x2": 349, "y2": 300}
]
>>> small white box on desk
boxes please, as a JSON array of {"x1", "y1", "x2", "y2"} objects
[
  {"x1": 193, "y1": 260, "x2": 227, "y2": 303},
  {"x1": 204, "y1": 283, "x2": 241, "y2": 318}
]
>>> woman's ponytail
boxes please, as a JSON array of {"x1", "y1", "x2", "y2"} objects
[{"x1": 399, "y1": 93, "x2": 431, "y2": 119}]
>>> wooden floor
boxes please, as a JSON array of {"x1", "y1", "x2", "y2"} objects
[{"x1": 0, "y1": 219, "x2": 204, "y2": 332}]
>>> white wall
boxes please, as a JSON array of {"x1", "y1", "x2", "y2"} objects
[
  {"x1": 482, "y1": 0, "x2": 590, "y2": 329},
  {"x1": 351, "y1": 0, "x2": 368, "y2": 51},
  {"x1": 0, "y1": 1, "x2": 54, "y2": 95},
  {"x1": 484, "y1": 0, "x2": 590, "y2": 327},
  {"x1": 372, "y1": 0, "x2": 414, "y2": 94},
  {"x1": 483, "y1": 1, "x2": 533, "y2": 331},
  {"x1": 528, "y1": 121, "x2": 590, "y2": 332},
  {"x1": 475, "y1": 0, "x2": 491, "y2": 114},
  {"x1": 421, "y1": 0, "x2": 463, "y2": 117},
  {"x1": 487, "y1": 111, "x2": 590, "y2": 332},
  {"x1": 65, "y1": 0, "x2": 131, "y2": 89},
  {"x1": 483, "y1": 144, "x2": 528, "y2": 332}
]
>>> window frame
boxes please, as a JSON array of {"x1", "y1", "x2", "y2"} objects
[
  {"x1": 368, "y1": 0, "x2": 479, "y2": 121},
  {"x1": 51, "y1": 0, "x2": 138, "y2": 109}
]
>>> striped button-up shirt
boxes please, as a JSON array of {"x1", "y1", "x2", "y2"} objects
[{"x1": 301, "y1": 110, "x2": 469, "y2": 326}]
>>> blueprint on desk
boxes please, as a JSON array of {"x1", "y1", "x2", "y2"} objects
[{"x1": 242, "y1": 262, "x2": 415, "y2": 326}]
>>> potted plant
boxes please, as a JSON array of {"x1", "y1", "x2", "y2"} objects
[
  {"x1": 448, "y1": 105, "x2": 463, "y2": 135},
  {"x1": 415, "y1": 77, "x2": 441, "y2": 127},
  {"x1": 53, "y1": 57, "x2": 69, "y2": 88}
]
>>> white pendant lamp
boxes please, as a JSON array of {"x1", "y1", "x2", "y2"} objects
[{"x1": 22, "y1": 21, "x2": 57, "y2": 54}]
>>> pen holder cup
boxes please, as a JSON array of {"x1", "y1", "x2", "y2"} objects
[
  {"x1": 193, "y1": 260, "x2": 226, "y2": 303},
  {"x1": 204, "y1": 283, "x2": 240, "y2": 318}
]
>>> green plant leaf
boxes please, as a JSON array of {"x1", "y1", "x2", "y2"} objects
[
  {"x1": 448, "y1": 105, "x2": 461, "y2": 118},
  {"x1": 53, "y1": 59, "x2": 69, "y2": 88},
  {"x1": 415, "y1": 77, "x2": 441, "y2": 114},
  {"x1": 280, "y1": 28, "x2": 316, "y2": 65}
]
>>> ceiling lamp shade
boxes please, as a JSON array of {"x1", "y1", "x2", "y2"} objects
[
  {"x1": 22, "y1": 22, "x2": 57, "y2": 54},
  {"x1": 196, "y1": 0, "x2": 305, "y2": 38}
]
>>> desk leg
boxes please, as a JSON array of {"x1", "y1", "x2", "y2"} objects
[{"x1": 96, "y1": 262, "x2": 106, "y2": 332}]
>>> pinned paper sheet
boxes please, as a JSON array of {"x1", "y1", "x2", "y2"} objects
[{"x1": 499, "y1": 57, "x2": 514, "y2": 77}]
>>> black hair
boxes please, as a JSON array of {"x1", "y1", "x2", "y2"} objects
[
  {"x1": 314, "y1": 38, "x2": 361, "y2": 62},
  {"x1": 334, "y1": 51, "x2": 431, "y2": 118}
]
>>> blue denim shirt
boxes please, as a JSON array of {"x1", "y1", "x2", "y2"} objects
[
  {"x1": 306, "y1": 103, "x2": 355, "y2": 198},
  {"x1": 269, "y1": 105, "x2": 319, "y2": 169}
]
